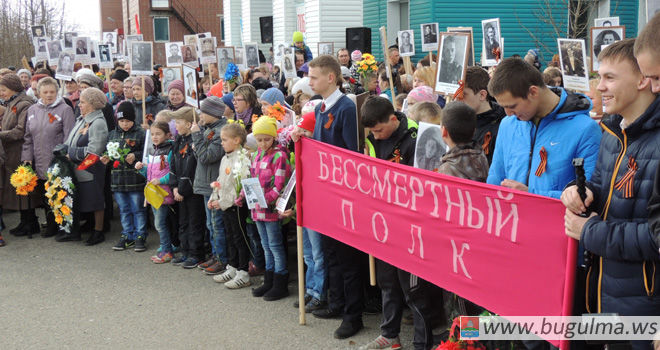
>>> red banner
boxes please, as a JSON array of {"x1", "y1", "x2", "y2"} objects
[{"x1": 296, "y1": 138, "x2": 575, "y2": 347}]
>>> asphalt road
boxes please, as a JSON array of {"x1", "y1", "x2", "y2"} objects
[{"x1": 0, "y1": 210, "x2": 416, "y2": 349}]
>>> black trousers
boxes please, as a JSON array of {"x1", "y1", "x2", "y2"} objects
[
  {"x1": 324, "y1": 235, "x2": 365, "y2": 323},
  {"x1": 178, "y1": 194, "x2": 206, "y2": 260},
  {"x1": 223, "y1": 205, "x2": 250, "y2": 271},
  {"x1": 376, "y1": 259, "x2": 405, "y2": 339},
  {"x1": 400, "y1": 270, "x2": 444, "y2": 350}
]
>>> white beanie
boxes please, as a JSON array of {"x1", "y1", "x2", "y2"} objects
[
  {"x1": 301, "y1": 99, "x2": 322, "y2": 115},
  {"x1": 17, "y1": 69, "x2": 32, "y2": 78},
  {"x1": 74, "y1": 68, "x2": 95, "y2": 81},
  {"x1": 292, "y1": 77, "x2": 314, "y2": 97}
]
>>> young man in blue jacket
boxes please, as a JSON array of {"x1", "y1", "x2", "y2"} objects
[
  {"x1": 487, "y1": 58, "x2": 602, "y2": 350},
  {"x1": 562, "y1": 39, "x2": 660, "y2": 350}
]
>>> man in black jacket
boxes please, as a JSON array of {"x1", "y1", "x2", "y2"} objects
[{"x1": 562, "y1": 39, "x2": 660, "y2": 350}]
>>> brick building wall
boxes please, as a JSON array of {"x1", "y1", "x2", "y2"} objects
[
  {"x1": 118, "y1": 0, "x2": 223, "y2": 65},
  {"x1": 99, "y1": 0, "x2": 124, "y2": 32}
]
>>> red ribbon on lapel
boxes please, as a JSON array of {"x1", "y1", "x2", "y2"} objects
[
  {"x1": 535, "y1": 147, "x2": 548, "y2": 177},
  {"x1": 614, "y1": 157, "x2": 638, "y2": 199}
]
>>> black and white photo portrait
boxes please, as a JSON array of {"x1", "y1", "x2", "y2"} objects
[
  {"x1": 103, "y1": 32, "x2": 117, "y2": 53},
  {"x1": 161, "y1": 67, "x2": 182, "y2": 94},
  {"x1": 558, "y1": 38, "x2": 590, "y2": 92},
  {"x1": 63, "y1": 32, "x2": 77, "y2": 50},
  {"x1": 166, "y1": 42, "x2": 183, "y2": 66},
  {"x1": 435, "y1": 33, "x2": 469, "y2": 95},
  {"x1": 183, "y1": 34, "x2": 197, "y2": 47},
  {"x1": 318, "y1": 42, "x2": 334, "y2": 56},
  {"x1": 31, "y1": 25, "x2": 45, "y2": 38},
  {"x1": 245, "y1": 44, "x2": 260, "y2": 68},
  {"x1": 482, "y1": 18, "x2": 501, "y2": 66},
  {"x1": 274, "y1": 42, "x2": 286, "y2": 63},
  {"x1": 283, "y1": 53, "x2": 297, "y2": 79},
  {"x1": 99, "y1": 44, "x2": 113, "y2": 68},
  {"x1": 216, "y1": 47, "x2": 235, "y2": 76},
  {"x1": 590, "y1": 26, "x2": 624, "y2": 72},
  {"x1": 398, "y1": 30, "x2": 415, "y2": 57},
  {"x1": 421, "y1": 23, "x2": 439, "y2": 52},
  {"x1": 75, "y1": 37, "x2": 89, "y2": 55},
  {"x1": 594, "y1": 17, "x2": 619, "y2": 27},
  {"x1": 414, "y1": 122, "x2": 447, "y2": 171},
  {"x1": 235, "y1": 47, "x2": 246, "y2": 70},
  {"x1": 447, "y1": 26, "x2": 475, "y2": 66},
  {"x1": 130, "y1": 41, "x2": 153, "y2": 76},
  {"x1": 34, "y1": 37, "x2": 47, "y2": 54},
  {"x1": 183, "y1": 64, "x2": 198, "y2": 107},
  {"x1": 182, "y1": 44, "x2": 198, "y2": 66},
  {"x1": 55, "y1": 52, "x2": 75, "y2": 81},
  {"x1": 199, "y1": 37, "x2": 217, "y2": 64},
  {"x1": 125, "y1": 34, "x2": 143, "y2": 56},
  {"x1": 46, "y1": 40, "x2": 62, "y2": 63}
]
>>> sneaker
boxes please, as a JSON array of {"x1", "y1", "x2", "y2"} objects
[
  {"x1": 358, "y1": 335, "x2": 401, "y2": 349},
  {"x1": 293, "y1": 294, "x2": 312, "y2": 308},
  {"x1": 198, "y1": 257, "x2": 217, "y2": 270},
  {"x1": 305, "y1": 298, "x2": 327, "y2": 313},
  {"x1": 213, "y1": 265, "x2": 236, "y2": 283},
  {"x1": 112, "y1": 237, "x2": 134, "y2": 251},
  {"x1": 182, "y1": 257, "x2": 200, "y2": 269},
  {"x1": 134, "y1": 237, "x2": 147, "y2": 252},
  {"x1": 171, "y1": 256, "x2": 187, "y2": 266},
  {"x1": 152, "y1": 251, "x2": 173, "y2": 264},
  {"x1": 204, "y1": 261, "x2": 226, "y2": 275},
  {"x1": 225, "y1": 270, "x2": 252, "y2": 289}
]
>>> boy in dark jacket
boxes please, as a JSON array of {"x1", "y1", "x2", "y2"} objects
[
  {"x1": 101, "y1": 102, "x2": 147, "y2": 252},
  {"x1": 191, "y1": 96, "x2": 228, "y2": 274},
  {"x1": 462, "y1": 66, "x2": 505, "y2": 165},
  {"x1": 169, "y1": 107, "x2": 207, "y2": 269},
  {"x1": 562, "y1": 39, "x2": 660, "y2": 350},
  {"x1": 361, "y1": 96, "x2": 440, "y2": 350}
]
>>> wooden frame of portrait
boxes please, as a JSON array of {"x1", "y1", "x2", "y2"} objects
[
  {"x1": 183, "y1": 63, "x2": 199, "y2": 108},
  {"x1": 434, "y1": 32, "x2": 470, "y2": 96},
  {"x1": 160, "y1": 66, "x2": 183, "y2": 95},
  {"x1": 215, "y1": 46, "x2": 236, "y2": 76},
  {"x1": 447, "y1": 26, "x2": 475, "y2": 66},
  {"x1": 589, "y1": 25, "x2": 625, "y2": 73}
]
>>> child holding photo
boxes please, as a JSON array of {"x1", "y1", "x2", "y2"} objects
[{"x1": 236, "y1": 116, "x2": 291, "y2": 301}]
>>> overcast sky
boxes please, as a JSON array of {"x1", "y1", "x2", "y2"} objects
[{"x1": 66, "y1": 0, "x2": 101, "y2": 38}]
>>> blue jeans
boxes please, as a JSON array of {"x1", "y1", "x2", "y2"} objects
[
  {"x1": 114, "y1": 191, "x2": 147, "y2": 240},
  {"x1": 246, "y1": 222, "x2": 265, "y2": 269},
  {"x1": 303, "y1": 227, "x2": 326, "y2": 300},
  {"x1": 255, "y1": 220, "x2": 287, "y2": 274},
  {"x1": 203, "y1": 195, "x2": 227, "y2": 263},
  {"x1": 152, "y1": 204, "x2": 172, "y2": 253}
]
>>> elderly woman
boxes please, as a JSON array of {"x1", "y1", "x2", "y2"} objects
[
  {"x1": 61, "y1": 87, "x2": 109, "y2": 245},
  {"x1": 131, "y1": 76, "x2": 165, "y2": 127},
  {"x1": 0, "y1": 74, "x2": 37, "y2": 237},
  {"x1": 232, "y1": 84, "x2": 262, "y2": 132},
  {"x1": 22, "y1": 77, "x2": 76, "y2": 237}
]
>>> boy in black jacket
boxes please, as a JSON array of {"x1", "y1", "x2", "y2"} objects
[
  {"x1": 360, "y1": 96, "x2": 440, "y2": 350},
  {"x1": 101, "y1": 102, "x2": 147, "y2": 252},
  {"x1": 169, "y1": 107, "x2": 207, "y2": 269}
]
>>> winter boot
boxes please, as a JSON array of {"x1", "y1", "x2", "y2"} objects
[
  {"x1": 263, "y1": 273, "x2": 289, "y2": 301},
  {"x1": 85, "y1": 230, "x2": 105, "y2": 246},
  {"x1": 15, "y1": 210, "x2": 40, "y2": 238},
  {"x1": 9, "y1": 210, "x2": 26, "y2": 235},
  {"x1": 252, "y1": 270, "x2": 274, "y2": 297},
  {"x1": 43, "y1": 210, "x2": 59, "y2": 238}
]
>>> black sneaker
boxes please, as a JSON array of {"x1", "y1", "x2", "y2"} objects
[
  {"x1": 305, "y1": 298, "x2": 326, "y2": 313},
  {"x1": 182, "y1": 257, "x2": 200, "y2": 269},
  {"x1": 112, "y1": 237, "x2": 134, "y2": 251},
  {"x1": 171, "y1": 256, "x2": 187, "y2": 266},
  {"x1": 293, "y1": 294, "x2": 312, "y2": 308},
  {"x1": 134, "y1": 238, "x2": 147, "y2": 252}
]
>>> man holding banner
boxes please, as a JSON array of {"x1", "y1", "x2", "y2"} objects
[{"x1": 562, "y1": 39, "x2": 660, "y2": 350}]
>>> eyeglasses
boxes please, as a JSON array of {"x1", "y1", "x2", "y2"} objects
[{"x1": 232, "y1": 98, "x2": 245, "y2": 102}]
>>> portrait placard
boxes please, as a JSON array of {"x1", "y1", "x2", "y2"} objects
[
  {"x1": 216, "y1": 47, "x2": 235, "y2": 76},
  {"x1": 165, "y1": 42, "x2": 184, "y2": 67},
  {"x1": 183, "y1": 63, "x2": 199, "y2": 107},
  {"x1": 318, "y1": 42, "x2": 334, "y2": 56},
  {"x1": 558, "y1": 38, "x2": 590, "y2": 92},
  {"x1": 590, "y1": 26, "x2": 624, "y2": 72},
  {"x1": 398, "y1": 30, "x2": 415, "y2": 57},
  {"x1": 481, "y1": 18, "x2": 501, "y2": 66},
  {"x1": 161, "y1": 67, "x2": 182, "y2": 94},
  {"x1": 181, "y1": 44, "x2": 198, "y2": 67},
  {"x1": 55, "y1": 52, "x2": 75, "y2": 81},
  {"x1": 46, "y1": 40, "x2": 63, "y2": 65},
  {"x1": 414, "y1": 122, "x2": 448, "y2": 171},
  {"x1": 594, "y1": 16, "x2": 619, "y2": 27},
  {"x1": 102, "y1": 31, "x2": 117, "y2": 54},
  {"x1": 434, "y1": 32, "x2": 469, "y2": 95},
  {"x1": 420, "y1": 23, "x2": 439, "y2": 52},
  {"x1": 447, "y1": 26, "x2": 475, "y2": 66},
  {"x1": 130, "y1": 41, "x2": 153, "y2": 76},
  {"x1": 244, "y1": 43, "x2": 260, "y2": 68}
]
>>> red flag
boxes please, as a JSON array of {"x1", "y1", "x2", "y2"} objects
[
  {"x1": 77, "y1": 153, "x2": 100, "y2": 170},
  {"x1": 135, "y1": 14, "x2": 141, "y2": 34}
]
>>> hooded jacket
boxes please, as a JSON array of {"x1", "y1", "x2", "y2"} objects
[
  {"x1": 107, "y1": 124, "x2": 146, "y2": 192},
  {"x1": 473, "y1": 101, "x2": 505, "y2": 165},
  {"x1": 582, "y1": 96, "x2": 660, "y2": 316},
  {"x1": 437, "y1": 143, "x2": 489, "y2": 182},
  {"x1": 487, "y1": 87, "x2": 602, "y2": 199},
  {"x1": 22, "y1": 97, "x2": 76, "y2": 179}
]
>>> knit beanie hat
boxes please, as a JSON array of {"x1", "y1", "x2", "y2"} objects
[
  {"x1": 77, "y1": 73, "x2": 104, "y2": 90},
  {"x1": 252, "y1": 115, "x2": 278, "y2": 138},
  {"x1": 0, "y1": 74, "x2": 24, "y2": 93},
  {"x1": 351, "y1": 50, "x2": 362, "y2": 62},
  {"x1": 31, "y1": 73, "x2": 49, "y2": 83},
  {"x1": 407, "y1": 85, "x2": 438, "y2": 104},
  {"x1": 110, "y1": 69, "x2": 129, "y2": 82},
  {"x1": 297, "y1": 111, "x2": 316, "y2": 133},
  {"x1": 17, "y1": 69, "x2": 32, "y2": 79},
  {"x1": 116, "y1": 101, "x2": 136, "y2": 122},
  {"x1": 292, "y1": 31, "x2": 304, "y2": 43},
  {"x1": 167, "y1": 79, "x2": 184, "y2": 95},
  {"x1": 199, "y1": 95, "x2": 226, "y2": 117},
  {"x1": 301, "y1": 99, "x2": 322, "y2": 115},
  {"x1": 261, "y1": 87, "x2": 290, "y2": 108},
  {"x1": 132, "y1": 76, "x2": 155, "y2": 94},
  {"x1": 222, "y1": 92, "x2": 235, "y2": 112},
  {"x1": 74, "y1": 68, "x2": 95, "y2": 80},
  {"x1": 169, "y1": 106, "x2": 195, "y2": 123},
  {"x1": 292, "y1": 77, "x2": 314, "y2": 97}
]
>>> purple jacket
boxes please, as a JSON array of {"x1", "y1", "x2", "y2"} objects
[{"x1": 21, "y1": 97, "x2": 75, "y2": 178}]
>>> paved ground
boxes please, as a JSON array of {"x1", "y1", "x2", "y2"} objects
[{"x1": 0, "y1": 210, "x2": 416, "y2": 349}]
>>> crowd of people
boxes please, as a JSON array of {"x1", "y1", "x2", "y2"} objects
[{"x1": 1, "y1": 15, "x2": 660, "y2": 349}]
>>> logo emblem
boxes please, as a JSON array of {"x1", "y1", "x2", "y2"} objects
[{"x1": 460, "y1": 316, "x2": 480, "y2": 339}]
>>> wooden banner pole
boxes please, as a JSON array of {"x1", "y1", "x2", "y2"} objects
[
  {"x1": 379, "y1": 26, "x2": 398, "y2": 112},
  {"x1": 141, "y1": 75, "x2": 147, "y2": 127},
  {"x1": 297, "y1": 225, "x2": 306, "y2": 325}
]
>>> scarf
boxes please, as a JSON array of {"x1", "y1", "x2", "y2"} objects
[
  {"x1": 167, "y1": 101, "x2": 186, "y2": 111},
  {"x1": 235, "y1": 106, "x2": 253, "y2": 125}
]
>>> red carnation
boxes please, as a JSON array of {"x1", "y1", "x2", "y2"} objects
[{"x1": 113, "y1": 160, "x2": 120, "y2": 169}]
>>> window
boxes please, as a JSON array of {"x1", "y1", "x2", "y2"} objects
[
  {"x1": 151, "y1": 0, "x2": 169, "y2": 8},
  {"x1": 220, "y1": 16, "x2": 225, "y2": 41},
  {"x1": 153, "y1": 17, "x2": 169, "y2": 42},
  {"x1": 387, "y1": 0, "x2": 409, "y2": 47}
]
